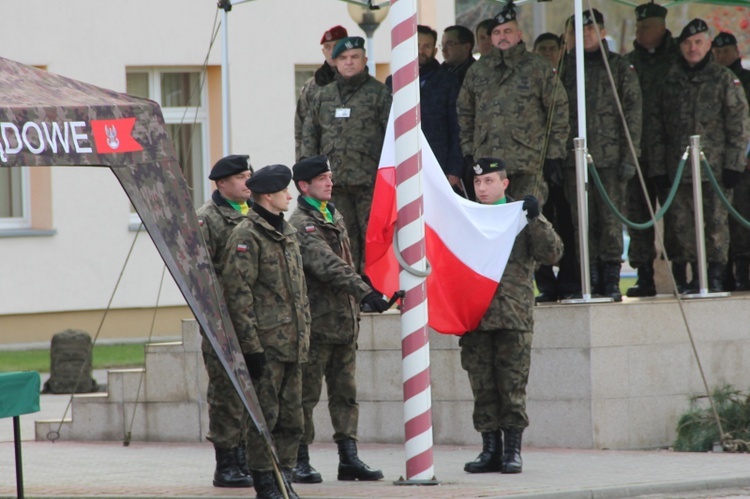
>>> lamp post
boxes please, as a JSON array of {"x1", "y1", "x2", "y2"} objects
[{"x1": 346, "y1": 2, "x2": 390, "y2": 76}]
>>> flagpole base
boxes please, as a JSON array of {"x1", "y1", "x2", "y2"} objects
[
  {"x1": 681, "y1": 291, "x2": 731, "y2": 299},
  {"x1": 560, "y1": 296, "x2": 613, "y2": 304},
  {"x1": 393, "y1": 476, "x2": 441, "y2": 486}
]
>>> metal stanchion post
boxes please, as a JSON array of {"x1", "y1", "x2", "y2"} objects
[
  {"x1": 683, "y1": 135, "x2": 730, "y2": 299},
  {"x1": 562, "y1": 137, "x2": 612, "y2": 304}
]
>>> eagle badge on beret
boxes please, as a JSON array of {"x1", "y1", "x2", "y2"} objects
[{"x1": 474, "y1": 164, "x2": 483, "y2": 175}]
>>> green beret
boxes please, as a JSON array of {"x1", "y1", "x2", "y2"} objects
[
  {"x1": 245, "y1": 164, "x2": 291, "y2": 194},
  {"x1": 293, "y1": 155, "x2": 331, "y2": 182},
  {"x1": 208, "y1": 154, "x2": 252, "y2": 180},
  {"x1": 332, "y1": 36, "x2": 366, "y2": 59},
  {"x1": 471, "y1": 157, "x2": 506, "y2": 177},
  {"x1": 713, "y1": 32, "x2": 737, "y2": 47},
  {"x1": 635, "y1": 2, "x2": 667, "y2": 21},
  {"x1": 678, "y1": 18, "x2": 709, "y2": 43}
]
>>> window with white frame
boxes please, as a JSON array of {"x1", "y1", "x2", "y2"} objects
[
  {"x1": 126, "y1": 68, "x2": 210, "y2": 221},
  {"x1": 0, "y1": 167, "x2": 30, "y2": 230}
]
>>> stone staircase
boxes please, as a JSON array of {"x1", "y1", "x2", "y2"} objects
[{"x1": 35, "y1": 319, "x2": 209, "y2": 442}]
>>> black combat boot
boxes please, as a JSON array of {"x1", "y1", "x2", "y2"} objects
[
  {"x1": 735, "y1": 258, "x2": 750, "y2": 291},
  {"x1": 464, "y1": 431, "x2": 503, "y2": 473},
  {"x1": 672, "y1": 262, "x2": 689, "y2": 294},
  {"x1": 589, "y1": 263, "x2": 601, "y2": 296},
  {"x1": 251, "y1": 470, "x2": 285, "y2": 499},
  {"x1": 708, "y1": 262, "x2": 725, "y2": 292},
  {"x1": 280, "y1": 468, "x2": 299, "y2": 499},
  {"x1": 501, "y1": 428, "x2": 523, "y2": 474},
  {"x1": 684, "y1": 261, "x2": 700, "y2": 294},
  {"x1": 292, "y1": 443, "x2": 322, "y2": 483},
  {"x1": 213, "y1": 447, "x2": 253, "y2": 488},
  {"x1": 336, "y1": 438, "x2": 384, "y2": 481},
  {"x1": 600, "y1": 262, "x2": 622, "y2": 302},
  {"x1": 626, "y1": 262, "x2": 657, "y2": 297},
  {"x1": 235, "y1": 445, "x2": 252, "y2": 480}
]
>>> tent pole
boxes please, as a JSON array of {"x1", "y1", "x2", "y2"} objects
[{"x1": 221, "y1": 5, "x2": 231, "y2": 156}]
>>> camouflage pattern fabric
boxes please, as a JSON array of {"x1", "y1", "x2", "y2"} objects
[
  {"x1": 506, "y1": 173, "x2": 549, "y2": 210},
  {"x1": 330, "y1": 185, "x2": 373, "y2": 275},
  {"x1": 196, "y1": 191, "x2": 249, "y2": 448},
  {"x1": 460, "y1": 329, "x2": 533, "y2": 431},
  {"x1": 667, "y1": 184, "x2": 731, "y2": 264},
  {"x1": 474, "y1": 213, "x2": 563, "y2": 332},
  {"x1": 565, "y1": 168, "x2": 628, "y2": 263},
  {"x1": 727, "y1": 59, "x2": 750, "y2": 260},
  {"x1": 625, "y1": 173, "x2": 671, "y2": 267},
  {"x1": 289, "y1": 197, "x2": 371, "y2": 446},
  {"x1": 220, "y1": 210, "x2": 310, "y2": 362},
  {"x1": 457, "y1": 42, "x2": 570, "y2": 178},
  {"x1": 300, "y1": 71, "x2": 391, "y2": 188},
  {"x1": 246, "y1": 359, "x2": 304, "y2": 471},
  {"x1": 294, "y1": 62, "x2": 337, "y2": 160},
  {"x1": 43, "y1": 329, "x2": 98, "y2": 394}
]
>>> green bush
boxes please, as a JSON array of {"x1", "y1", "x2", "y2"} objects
[{"x1": 674, "y1": 384, "x2": 750, "y2": 452}]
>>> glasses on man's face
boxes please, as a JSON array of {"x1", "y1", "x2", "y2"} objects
[{"x1": 440, "y1": 41, "x2": 462, "y2": 49}]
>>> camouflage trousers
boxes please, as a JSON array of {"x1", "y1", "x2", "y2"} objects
[
  {"x1": 459, "y1": 329, "x2": 532, "y2": 431},
  {"x1": 665, "y1": 183, "x2": 730, "y2": 264},
  {"x1": 246, "y1": 359, "x2": 303, "y2": 472},
  {"x1": 507, "y1": 173, "x2": 548, "y2": 209},
  {"x1": 565, "y1": 168, "x2": 626, "y2": 263},
  {"x1": 729, "y1": 173, "x2": 750, "y2": 260},
  {"x1": 201, "y1": 336, "x2": 249, "y2": 448},
  {"x1": 333, "y1": 184, "x2": 374, "y2": 275},
  {"x1": 300, "y1": 340, "x2": 359, "y2": 445},
  {"x1": 626, "y1": 174, "x2": 672, "y2": 268}
]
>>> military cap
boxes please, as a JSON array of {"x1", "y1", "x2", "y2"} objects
[
  {"x1": 678, "y1": 18, "x2": 709, "y2": 43},
  {"x1": 492, "y1": 1, "x2": 517, "y2": 27},
  {"x1": 293, "y1": 155, "x2": 331, "y2": 182},
  {"x1": 713, "y1": 32, "x2": 737, "y2": 48},
  {"x1": 321, "y1": 25, "x2": 348, "y2": 44},
  {"x1": 208, "y1": 154, "x2": 252, "y2": 180},
  {"x1": 471, "y1": 157, "x2": 506, "y2": 176},
  {"x1": 582, "y1": 9, "x2": 605, "y2": 26},
  {"x1": 332, "y1": 36, "x2": 366, "y2": 59},
  {"x1": 635, "y1": 2, "x2": 667, "y2": 21},
  {"x1": 245, "y1": 164, "x2": 292, "y2": 194}
]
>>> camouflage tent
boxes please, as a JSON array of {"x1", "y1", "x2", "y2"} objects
[{"x1": 0, "y1": 56, "x2": 273, "y2": 449}]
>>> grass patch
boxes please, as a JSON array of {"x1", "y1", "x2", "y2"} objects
[
  {"x1": 0, "y1": 343, "x2": 146, "y2": 373},
  {"x1": 674, "y1": 384, "x2": 750, "y2": 452}
]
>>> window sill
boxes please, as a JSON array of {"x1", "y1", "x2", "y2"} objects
[{"x1": 0, "y1": 229, "x2": 57, "y2": 238}]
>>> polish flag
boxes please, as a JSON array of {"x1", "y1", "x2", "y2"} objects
[{"x1": 365, "y1": 112, "x2": 527, "y2": 335}]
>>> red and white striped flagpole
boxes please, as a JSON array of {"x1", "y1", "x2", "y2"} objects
[{"x1": 389, "y1": 0, "x2": 438, "y2": 484}]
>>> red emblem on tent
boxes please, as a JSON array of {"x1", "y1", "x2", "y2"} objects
[{"x1": 91, "y1": 117, "x2": 143, "y2": 154}]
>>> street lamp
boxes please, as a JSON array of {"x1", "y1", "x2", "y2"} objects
[{"x1": 346, "y1": 1, "x2": 390, "y2": 76}]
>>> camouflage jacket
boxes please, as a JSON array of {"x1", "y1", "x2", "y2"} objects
[
  {"x1": 220, "y1": 209, "x2": 311, "y2": 362},
  {"x1": 196, "y1": 190, "x2": 246, "y2": 276},
  {"x1": 728, "y1": 58, "x2": 750, "y2": 108},
  {"x1": 561, "y1": 46, "x2": 642, "y2": 170},
  {"x1": 457, "y1": 42, "x2": 570, "y2": 175},
  {"x1": 476, "y1": 212, "x2": 563, "y2": 332},
  {"x1": 301, "y1": 70, "x2": 392, "y2": 187},
  {"x1": 651, "y1": 57, "x2": 750, "y2": 183},
  {"x1": 626, "y1": 31, "x2": 680, "y2": 174},
  {"x1": 289, "y1": 197, "x2": 371, "y2": 344},
  {"x1": 294, "y1": 62, "x2": 337, "y2": 160}
]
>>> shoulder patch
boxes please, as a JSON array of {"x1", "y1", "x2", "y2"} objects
[
  {"x1": 734, "y1": 79, "x2": 742, "y2": 86},
  {"x1": 198, "y1": 219, "x2": 204, "y2": 226},
  {"x1": 305, "y1": 225, "x2": 316, "y2": 233},
  {"x1": 236, "y1": 244, "x2": 248, "y2": 253},
  {"x1": 629, "y1": 64, "x2": 635, "y2": 71}
]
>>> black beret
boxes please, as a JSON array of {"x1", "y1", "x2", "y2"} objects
[
  {"x1": 582, "y1": 9, "x2": 605, "y2": 26},
  {"x1": 293, "y1": 155, "x2": 331, "y2": 182},
  {"x1": 635, "y1": 2, "x2": 667, "y2": 21},
  {"x1": 678, "y1": 18, "x2": 709, "y2": 43},
  {"x1": 491, "y1": 2, "x2": 517, "y2": 29},
  {"x1": 471, "y1": 157, "x2": 506, "y2": 177},
  {"x1": 208, "y1": 154, "x2": 252, "y2": 180},
  {"x1": 332, "y1": 36, "x2": 366, "y2": 59},
  {"x1": 713, "y1": 31, "x2": 737, "y2": 48},
  {"x1": 245, "y1": 164, "x2": 291, "y2": 194}
]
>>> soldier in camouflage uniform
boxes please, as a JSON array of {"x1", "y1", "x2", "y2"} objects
[
  {"x1": 651, "y1": 19, "x2": 750, "y2": 292},
  {"x1": 294, "y1": 25, "x2": 348, "y2": 160},
  {"x1": 301, "y1": 36, "x2": 392, "y2": 275},
  {"x1": 457, "y1": 3, "x2": 569, "y2": 207},
  {"x1": 461, "y1": 158, "x2": 563, "y2": 475},
  {"x1": 220, "y1": 164, "x2": 311, "y2": 499},
  {"x1": 713, "y1": 31, "x2": 750, "y2": 291},
  {"x1": 196, "y1": 155, "x2": 254, "y2": 488},
  {"x1": 288, "y1": 156, "x2": 389, "y2": 484},
  {"x1": 624, "y1": 3, "x2": 680, "y2": 297},
  {"x1": 561, "y1": 8, "x2": 642, "y2": 302}
]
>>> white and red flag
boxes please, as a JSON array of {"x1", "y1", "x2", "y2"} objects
[{"x1": 365, "y1": 112, "x2": 528, "y2": 335}]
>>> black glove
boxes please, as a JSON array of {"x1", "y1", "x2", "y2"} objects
[
  {"x1": 461, "y1": 155, "x2": 477, "y2": 202},
  {"x1": 618, "y1": 163, "x2": 636, "y2": 181},
  {"x1": 462, "y1": 154, "x2": 475, "y2": 172},
  {"x1": 651, "y1": 174, "x2": 670, "y2": 192},
  {"x1": 361, "y1": 291, "x2": 390, "y2": 313},
  {"x1": 522, "y1": 194, "x2": 540, "y2": 220},
  {"x1": 244, "y1": 352, "x2": 266, "y2": 379},
  {"x1": 543, "y1": 158, "x2": 563, "y2": 187},
  {"x1": 722, "y1": 168, "x2": 743, "y2": 189}
]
